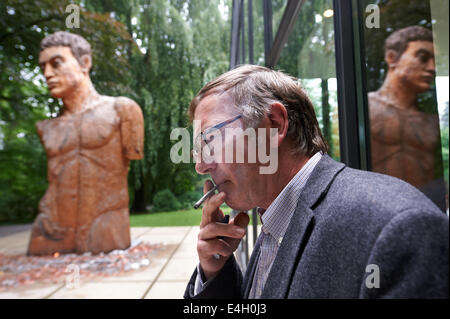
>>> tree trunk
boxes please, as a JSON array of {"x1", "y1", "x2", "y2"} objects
[{"x1": 132, "y1": 184, "x2": 146, "y2": 213}]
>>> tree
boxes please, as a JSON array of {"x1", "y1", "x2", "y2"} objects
[{"x1": 0, "y1": 0, "x2": 233, "y2": 222}]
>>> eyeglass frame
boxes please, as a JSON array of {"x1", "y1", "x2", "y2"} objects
[{"x1": 192, "y1": 114, "x2": 243, "y2": 160}]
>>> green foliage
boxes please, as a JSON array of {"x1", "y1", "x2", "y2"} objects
[
  {"x1": 0, "y1": 132, "x2": 48, "y2": 223},
  {"x1": 152, "y1": 189, "x2": 181, "y2": 213},
  {"x1": 274, "y1": 0, "x2": 340, "y2": 160},
  {"x1": 0, "y1": 0, "x2": 137, "y2": 222},
  {"x1": 178, "y1": 190, "x2": 203, "y2": 209},
  {"x1": 0, "y1": 0, "x2": 232, "y2": 222}
]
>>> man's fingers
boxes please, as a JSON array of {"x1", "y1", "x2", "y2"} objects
[
  {"x1": 197, "y1": 238, "x2": 233, "y2": 258},
  {"x1": 198, "y1": 222, "x2": 245, "y2": 241},
  {"x1": 223, "y1": 212, "x2": 250, "y2": 250},
  {"x1": 204, "y1": 192, "x2": 226, "y2": 215},
  {"x1": 200, "y1": 189, "x2": 226, "y2": 227},
  {"x1": 203, "y1": 179, "x2": 215, "y2": 194}
]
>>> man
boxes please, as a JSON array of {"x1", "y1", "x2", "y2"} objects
[
  {"x1": 184, "y1": 65, "x2": 448, "y2": 298},
  {"x1": 368, "y1": 26, "x2": 445, "y2": 210},
  {"x1": 27, "y1": 31, "x2": 144, "y2": 255}
]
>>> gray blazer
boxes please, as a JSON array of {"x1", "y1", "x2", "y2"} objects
[{"x1": 184, "y1": 155, "x2": 449, "y2": 298}]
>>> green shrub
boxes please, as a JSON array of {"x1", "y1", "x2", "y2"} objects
[
  {"x1": 0, "y1": 133, "x2": 47, "y2": 224},
  {"x1": 152, "y1": 189, "x2": 181, "y2": 213},
  {"x1": 179, "y1": 190, "x2": 203, "y2": 209}
]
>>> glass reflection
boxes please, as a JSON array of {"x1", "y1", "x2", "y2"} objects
[
  {"x1": 363, "y1": 0, "x2": 447, "y2": 211},
  {"x1": 276, "y1": 0, "x2": 339, "y2": 160},
  {"x1": 368, "y1": 26, "x2": 440, "y2": 189}
]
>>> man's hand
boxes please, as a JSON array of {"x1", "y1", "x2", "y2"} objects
[{"x1": 197, "y1": 180, "x2": 250, "y2": 281}]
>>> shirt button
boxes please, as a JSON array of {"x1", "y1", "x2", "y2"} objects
[
  {"x1": 262, "y1": 225, "x2": 268, "y2": 234},
  {"x1": 278, "y1": 236, "x2": 283, "y2": 245}
]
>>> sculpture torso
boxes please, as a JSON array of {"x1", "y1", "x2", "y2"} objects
[
  {"x1": 368, "y1": 91, "x2": 440, "y2": 188},
  {"x1": 37, "y1": 96, "x2": 128, "y2": 226},
  {"x1": 28, "y1": 95, "x2": 144, "y2": 255}
]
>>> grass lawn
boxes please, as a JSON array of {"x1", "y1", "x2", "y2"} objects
[
  {"x1": 130, "y1": 206, "x2": 259, "y2": 227},
  {"x1": 0, "y1": 207, "x2": 259, "y2": 228}
]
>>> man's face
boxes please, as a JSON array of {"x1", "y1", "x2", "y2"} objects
[
  {"x1": 38, "y1": 46, "x2": 86, "y2": 98},
  {"x1": 194, "y1": 94, "x2": 265, "y2": 211},
  {"x1": 392, "y1": 41, "x2": 435, "y2": 93}
]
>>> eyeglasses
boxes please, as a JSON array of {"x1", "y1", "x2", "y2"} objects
[{"x1": 192, "y1": 114, "x2": 243, "y2": 161}]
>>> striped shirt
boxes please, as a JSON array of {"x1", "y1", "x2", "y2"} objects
[{"x1": 249, "y1": 152, "x2": 322, "y2": 298}]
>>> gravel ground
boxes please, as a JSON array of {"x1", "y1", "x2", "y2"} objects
[{"x1": 0, "y1": 240, "x2": 162, "y2": 290}]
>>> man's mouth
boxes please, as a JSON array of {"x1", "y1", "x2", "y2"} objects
[{"x1": 216, "y1": 180, "x2": 229, "y2": 192}]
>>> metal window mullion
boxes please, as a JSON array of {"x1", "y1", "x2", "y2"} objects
[
  {"x1": 248, "y1": 0, "x2": 254, "y2": 64},
  {"x1": 263, "y1": 0, "x2": 273, "y2": 63},
  {"x1": 230, "y1": 0, "x2": 242, "y2": 69},
  {"x1": 332, "y1": 0, "x2": 361, "y2": 169},
  {"x1": 240, "y1": 0, "x2": 245, "y2": 65},
  {"x1": 353, "y1": 0, "x2": 372, "y2": 171},
  {"x1": 265, "y1": 0, "x2": 306, "y2": 68}
]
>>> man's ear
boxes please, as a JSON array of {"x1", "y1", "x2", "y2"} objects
[
  {"x1": 385, "y1": 49, "x2": 399, "y2": 69},
  {"x1": 80, "y1": 54, "x2": 92, "y2": 74},
  {"x1": 268, "y1": 102, "x2": 289, "y2": 146}
]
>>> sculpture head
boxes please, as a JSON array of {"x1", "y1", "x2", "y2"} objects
[
  {"x1": 384, "y1": 26, "x2": 435, "y2": 93},
  {"x1": 38, "y1": 31, "x2": 92, "y2": 98}
]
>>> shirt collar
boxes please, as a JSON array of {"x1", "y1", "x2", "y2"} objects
[{"x1": 259, "y1": 152, "x2": 322, "y2": 245}]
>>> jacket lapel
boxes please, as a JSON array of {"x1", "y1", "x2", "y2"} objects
[
  {"x1": 260, "y1": 206, "x2": 314, "y2": 298},
  {"x1": 260, "y1": 154, "x2": 346, "y2": 298},
  {"x1": 242, "y1": 234, "x2": 262, "y2": 298}
]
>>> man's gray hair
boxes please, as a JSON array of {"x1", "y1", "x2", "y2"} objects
[
  {"x1": 40, "y1": 31, "x2": 91, "y2": 67},
  {"x1": 189, "y1": 64, "x2": 328, "y2": 157}
]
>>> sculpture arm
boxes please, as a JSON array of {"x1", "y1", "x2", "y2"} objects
[{"x1": 115, "y1": 97, "x2": 144, "y2": 160}]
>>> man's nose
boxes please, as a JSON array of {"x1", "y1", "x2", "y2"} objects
[{"x1": 195, "y1": 157, "x2": 217, "y2": 175}]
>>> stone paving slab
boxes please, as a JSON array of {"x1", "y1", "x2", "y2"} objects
[
  {"x1": 144, "y1": 281, "x2": 188, "y2": 299},
  {"x1": 138, "y1": 226, "x2": 192, "y2": 245},
  {"x1": 0, "y1": 230, "x2": 31, "y2": 255},
  {"x1": 49, "y1": 281, "x2": 152, "y2": 299},
  {"x1": 157, "y1": 257, "x2": 199, "y2": 282},
  {"x1": 0, "y1": 283, "x2": 63, "y2": 299},
  {"x1": 0, "y1": 224, "x2": 32, "y2": 238},
  {"x1": 130, "y1": 227, "x2": 153, "y2": 239},
  {"x1": 0, "y1": 223, "x2": 260, "y2": 299},
  {"x1": 99, "y1": 244, "x2": 176, "y2": 283}
]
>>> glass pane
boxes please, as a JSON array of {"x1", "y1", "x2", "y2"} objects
[
  {"x1": 361, "y1": 0, "x2": 448, "y2": 212},
  {"x1": 251, "y1": 0, "x2": 267, "y2": 65},
  {"x1": 275, "y1": 0, "x2": 340, "y2": 161},
  {"x1": 239, "y1": 0, "x2": 284, "y2": 66}
]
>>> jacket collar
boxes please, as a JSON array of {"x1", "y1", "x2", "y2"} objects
[
  {"x1": 290, "y1": 154, "x2": 346, "y2": 210},
  {"x1": 258, "y1": 154, "x2": 346, "y2": 298}
]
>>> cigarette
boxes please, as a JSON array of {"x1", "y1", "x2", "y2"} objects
[{"x1": 193, "y1": 183, "x2": 220, "y2": 209}]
